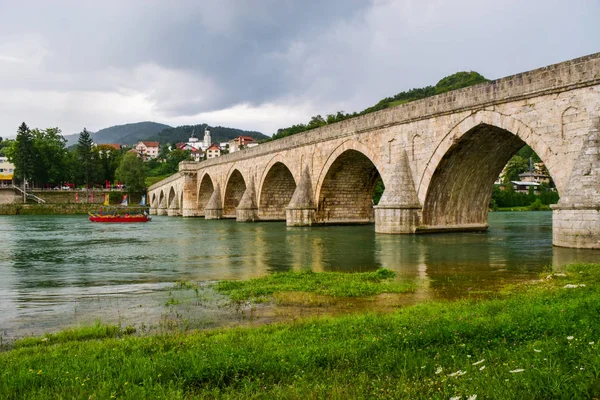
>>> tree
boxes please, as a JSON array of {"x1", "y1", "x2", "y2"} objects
[
  {"x1": 76, "y1": 128, "x2": 96, "y2": 187},
  {"x1": 6, "y1": 122, "x2": 35, "y2": 187},
  {"x1": 115, "y1": 152, "x2": 147, "y2": 194},
  {"x1": 165, "y1": 149, "x2": 192, "y2": 174},
  {"x1": 94, "y1": 145, "x2": 123, "y2": 185},
  {"x1": 30, "y1": 127, "x2": 67, "y2": 187},
  {"x1": 502, "y1": 155, "x2": 529, "y2": 183}
]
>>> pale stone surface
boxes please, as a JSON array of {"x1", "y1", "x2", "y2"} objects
[{"x1": 148, "y1": 53, "x2": 600, "y2": 249}]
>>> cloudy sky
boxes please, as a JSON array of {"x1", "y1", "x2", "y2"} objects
[{"x1": 0, "y1": 0, "x2": 598, "y2": 137}]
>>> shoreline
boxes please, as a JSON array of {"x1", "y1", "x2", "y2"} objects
[{"x1": 1, "y1": 263, "x2": 599, "y2": 398}]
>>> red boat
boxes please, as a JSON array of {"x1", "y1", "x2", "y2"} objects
[{"x1": 89, "y1": 209, "x2": 151, "y2": 223}]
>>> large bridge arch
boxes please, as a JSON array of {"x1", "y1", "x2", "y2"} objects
[
  {"x1": 223, "y1": 168, "x2": 247, "y2": 218},
  {"x1": 258, "y1": 157, "x2": 297, "y2": 220},
  {"x1": 197, "y1": 172, "x2": 215, "y2": 216},
  {"x1": 315, "y1": 141, "x2": 384, "y2": 224},
  {"x1": 419, "y1": 111, "x2": 559, "y2": 230}
]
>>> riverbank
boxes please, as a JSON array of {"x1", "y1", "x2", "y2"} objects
[{"x1": 1, "y1": 262, "x2": 599, "y2": 399}]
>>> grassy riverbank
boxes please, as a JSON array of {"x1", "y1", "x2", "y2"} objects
[
  {"x1": 214, "y1": 268, "x2": 414, "y2": 302},
  {"x1": 2, "y1": 263, "x2": 600, "y2": 399}
]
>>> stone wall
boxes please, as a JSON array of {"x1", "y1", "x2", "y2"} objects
[{"x1": 0, "y1": 188, "x2": 19, "y2": 204}]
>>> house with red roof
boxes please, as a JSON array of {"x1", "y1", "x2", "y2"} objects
[
  {"x1": 134, "y1": 141, "x2": 160, "y2": 160},
  {"x1": 206, "y1": 144, "x2": 221, "y2": 159},
  {"x1": 228, "y1": 136, "x2": 258, "y2": 153}
]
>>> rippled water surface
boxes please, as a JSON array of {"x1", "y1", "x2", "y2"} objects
[{"x1": 0, "y1": 212, "x2": 598, "y2": 340}]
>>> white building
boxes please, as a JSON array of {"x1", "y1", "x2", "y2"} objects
[
  {"x1": 228, "y1": 136, "x2": 257, "y2": 153},
  {"x1": 0, "y1": 156, "x2": 14, "y2": 187},
  {"x1": 206, "y1": 144, "x2": 221, "y2": 159},
  {"x1": 134, "y1": 141, "x2": 160, "y2": 159}
]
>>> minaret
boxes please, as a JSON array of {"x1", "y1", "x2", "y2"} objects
[
  {"x1": 203, "y1": 126, "x2": 211, "y2": 150},
  {"x1": 189, "y1": 128, "x2": 198, "y2": 144}
]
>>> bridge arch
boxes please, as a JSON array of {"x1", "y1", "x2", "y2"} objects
[
  {"x1": 223, "y1": 169, "x2": 246, "y2": 218},
  {"x1": 419, "y1": 111, "x2": 558, "y2": 230},
  {"x1": 197, "y1": 172, "x2": 215, "y2": 216},
  {"x1": 315, "y1": 141, "x2": 383, "y2": 224},
  {"x1": 258, "y1": 158, "x2": 297, "y2": 220}
]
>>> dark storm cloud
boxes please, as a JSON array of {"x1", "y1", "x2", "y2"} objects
[
  {"x1": 0, "y1": 0, "x2": 598, "y2": 135},
  {"x1": 0, "y1": 0, "x2": 369, "y2": 113}
]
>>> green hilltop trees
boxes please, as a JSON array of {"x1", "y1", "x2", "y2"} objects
[{"x1": 270, "y1": 71, "x2": 489, "y2": 141}]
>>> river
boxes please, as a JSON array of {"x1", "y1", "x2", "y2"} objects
[{"x1": 0, "y1": 212, "x2": 598, "y2": 341}]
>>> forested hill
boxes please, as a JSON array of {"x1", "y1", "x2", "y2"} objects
[
  {"x1": 148, "y1": 124, "x2": 268, "y2": 145},
  {"x1": 63, "y1": 121, "x2": 172, "y2": 146},
  {"x1": 63, "y1": 122, "x2": 267, "y2": 147},
  {"x1": 270, "y1": 71, "x2": 488, "y2": 141}
]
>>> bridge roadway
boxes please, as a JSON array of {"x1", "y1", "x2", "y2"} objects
[{"x1": 149, "y1": 53, "x2": 600, "y2": 249}]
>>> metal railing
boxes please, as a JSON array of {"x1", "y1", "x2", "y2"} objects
[{"x1": 11, "y1": 185, "x2": 46, "y2": 204}]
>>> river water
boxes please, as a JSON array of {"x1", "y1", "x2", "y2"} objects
[{"x1": 0, "y1": 212, "x2": 598, "y2": 341}]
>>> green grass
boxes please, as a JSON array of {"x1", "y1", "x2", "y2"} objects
[
  {"x1": 213, "y1": 268, "x2": 413, "y2": 302},
  {"x1": 146, "y1": 175, "x2": 171, "y2": 187},
  {"x1": 2, "y1": 263, "x2": 600, "y2": 399}
]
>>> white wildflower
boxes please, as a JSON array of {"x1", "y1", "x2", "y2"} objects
[
  {"x1": 468, "y1": 395, "x2": 478, "y2": 400},
  {"x1": 448, "y1": 370, "x2": 467, "y2": 377},
  {"x1": 472, "y1": 359, "x2": 485, "y2": 366},
  {"x1": 567, "y1": 336, "x2": 574, "y2": 340},
  {"x1": 435, "y1": 367, "x2": 443, "y2": 374},
  {"x1": 479, "y1": 366, "x2": 486, "y2": 371},
  {"x1": 449, "y1": 396, "x2": 461, "y2": 400},
  {"x1": 534, "y1": 349, "x2": 542, "y2": 353},
  {"x1": 590, "y1": 342, "x2": 595, "y2": 345},
  {"x1": 509, "y1": 369, "x2": 525, "y2": 373}
]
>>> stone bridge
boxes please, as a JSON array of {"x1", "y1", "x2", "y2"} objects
[{"x1": 149, "y1": 53, "x2": 600, "y2": 249}]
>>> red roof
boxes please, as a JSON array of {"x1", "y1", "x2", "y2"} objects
[
  {"x1": 98, "y1": 143, "x2": 121, "y2": 150},
  {"x1": 207, "y1": 144, "x2": 220, "y2": 151},
  {"x1": 142, "y1": 141, "x2": 159, "y2": 147},
  {"x1": 238, "y1": 136, "x2": 255, "y2": 142}
]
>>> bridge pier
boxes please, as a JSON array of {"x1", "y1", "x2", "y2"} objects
[
  {"x1": 552, "y1": 126, "x2": 600, "y2": 249},
  {"x1": 237, "y1": 176, "x2": 258, "y2": 222},
  {"x1": 167, "y1": 208, "x2": 180, "y2": 217},
  {"x1": 149, "y1": 208, "x2": 157, "y2": 215},
  {"x1": 182, "y1": 172, "x2": 200, "y2": 217},
  {"x1": 205, "y1": 183, "x2": 223, "y2": 219},
  {"x1": 156, "y1": 207, "x2": 168, "y2": 216},
  {"x1": 374, "y1": 150, "x2": 422, "y2": 234},
  {"x1": 286, "y1": 166, "x2": 316, "y2": 226}
]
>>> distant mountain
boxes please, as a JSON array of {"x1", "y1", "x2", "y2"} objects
[
  {"x1": 63, "y1": 121, "x2": 268, "y2": 147},
  {"x1": 63, "y1": 121, "x2": 172, "y2": 146},
  {"x1": 149, "y1": 124, "x2": 269, "y2": 145}
]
